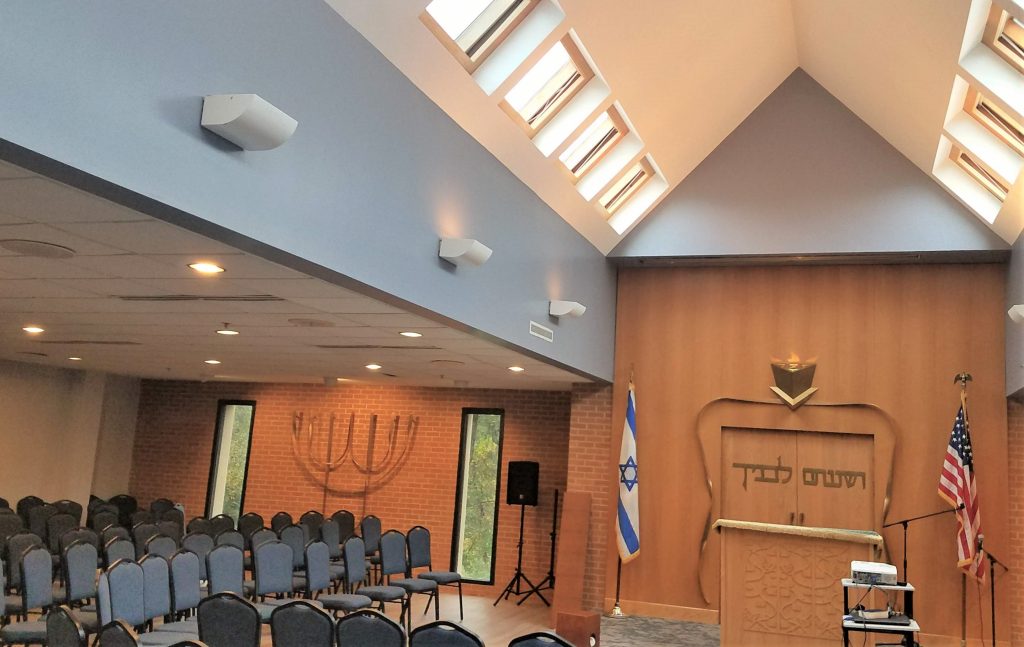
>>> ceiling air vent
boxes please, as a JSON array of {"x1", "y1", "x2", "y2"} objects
[
  {"x1": 118, "y1": 294, "x2": 285, "y2": 302},
  {"x1": 529, "y1": 320, "x2": 554, "y2": 343}
]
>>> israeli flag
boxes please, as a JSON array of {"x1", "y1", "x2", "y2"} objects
[{"x1": 617, "y1": 382, "x2": 640, "y2": 562}]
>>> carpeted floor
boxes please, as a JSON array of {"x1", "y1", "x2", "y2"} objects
[{"x1": 600, "y1": 614, "x2": 720, "y2": 647}]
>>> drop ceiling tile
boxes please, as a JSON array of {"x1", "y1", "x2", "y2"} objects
[
  {"x1": 0, "y1": 223, "x2": 130, "y2": 255},
  {"x1": 231, "y1": 278, "x2": 361, "y2": 299},
  {"x1": 342, "y1": 313, "x2": 449, "y2": 328},
  {"x1": 144, "y1": 254, "x2": 310, "y2": 280},
  {"x1": 65, "y1": 254, "x2": 195, "y2": 279},
  {"x1": 46, "y1": 278, "x2": 176, "y2": 297},
  {"x1": 128, "y1": 277, "x2": 276, "y2": 297},
  {"x1": 0, "y1": 279, "x2": 102, "y2": 299},
  {"x1": 53, "y1": 221, "x2": 239, "y2": 255},
  {"x1": 286, "y1": 296, "x2": 407, "y2": 314},
  {"x1": 0, "y1": 256, "x2": 116, "y2": 279},
  {"x1": 0, "y1": 178, "x2": 146, "y2": 223}
]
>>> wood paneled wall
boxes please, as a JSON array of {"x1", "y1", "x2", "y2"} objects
[{"x1": 610, "y1": 264, "x2": 1007, "y2": 640}]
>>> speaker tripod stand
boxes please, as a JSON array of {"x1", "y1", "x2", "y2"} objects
[{"x1": 494, "y1": 503, "x2": 548, "y2": 607}]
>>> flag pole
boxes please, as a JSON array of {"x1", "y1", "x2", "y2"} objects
[
  {"x1": 955, "y1": 371, "x2": 971, "y2": 647},
  {"x1": 611, "y1": 558, "x2": 624, "y2": 617}
]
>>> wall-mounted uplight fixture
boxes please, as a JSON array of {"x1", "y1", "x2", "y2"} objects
[
  {"x1": 201, "y1": 94, "x2": 297, "y2": 151},
  {"x1": 439, "y1": 238, "x2": 492, "y2": 267},
  {"x1": 549, "y1": 300, "x2": 586, "y2": 318}
]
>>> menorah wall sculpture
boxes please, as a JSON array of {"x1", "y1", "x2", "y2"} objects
[{"x1": 291, "y1": 411, "x2": 419, "y2": 512}]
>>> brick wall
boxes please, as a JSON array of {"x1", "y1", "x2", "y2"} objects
[
  {"x1": 130, "y1": 380, "x2": 571, "y2": 598},
  {"x1": 566, "y1": 383, "x2": 614, "y2": 611},
  {"x1": 1008, "y1": 399, "x2": 1023, "y2": 646}
]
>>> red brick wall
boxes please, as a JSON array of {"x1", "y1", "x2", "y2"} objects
[
  {"x1": 1008, "y1": 399, "x2": 1023, "y2": 646},
  {"x1": 566, "y1": 383, "x2": 614, "y2": 611},
  {"x1": 130, "y1": 380, "x2": 571, "y2": 598}
]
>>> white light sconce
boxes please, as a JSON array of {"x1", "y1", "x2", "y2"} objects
[
  {"x1": 201, "y1": 94, "x2": 297, "y2": 150},
  {"x1": 439, "y1": 238, "x2": 492, "y2": 267},
  {"x1": 549, "y1": 300, "x2": 586, "y2": 318},
  {"x1": 1009, "y1": 305, "x2": 1024, "y2": 323}
]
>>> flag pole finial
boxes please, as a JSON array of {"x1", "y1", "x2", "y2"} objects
[{"x1": 954, "y1": 372, "x2": 972, "y2": 391}]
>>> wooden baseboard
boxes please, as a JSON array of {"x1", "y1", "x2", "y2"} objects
[
  {"x1": 916, "y1": 633, "x2": 1010, "y2": 647},
  {"x1": 602, "y1": 598, "x2": 720, "y2": 624}
]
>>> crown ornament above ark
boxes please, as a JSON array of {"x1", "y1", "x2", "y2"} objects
[{"x1": 770, "y1": 353, "x2": 818, "y2": 410}]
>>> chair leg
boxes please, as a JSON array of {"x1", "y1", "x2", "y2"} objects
[
  {"x1": 433, "y1": 590, "x2": 439, "y2": 621},
  {"x1": 457, "y1": 581, "x2": 463, "y2": 620},
  {"x1": 423, "y1": 590, "x2": 433, "y2": 616}
]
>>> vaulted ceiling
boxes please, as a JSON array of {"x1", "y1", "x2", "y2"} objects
[{"x1": 329, "y1": 0, "x2": 1022, "y2": 253}]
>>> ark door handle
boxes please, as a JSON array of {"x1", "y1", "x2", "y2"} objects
[
  {"x1": 789, "y1": 512, "x2": 795, "y2": 525},
  {"x1": 799, "y1": 512, "x2": 805, "y2": 525}
]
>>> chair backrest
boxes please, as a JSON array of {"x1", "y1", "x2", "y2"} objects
[
  {"x1": 170, "y1": 549, "x2": 202, "y2": 615},
  {"x1": 507, "y1": 632, "x2": 574, "y2": 647},
  {"x1": 91, "y1": 510, "x2": 120, "y2": 533},
  {"x1": 146, "y1": 534, "x2": 178, "y2": 559},
  {"x1": 106, "y1": 559, "x2": 146, "y2": 627},
  {"x1": 160, "y1": 508, "x2": 185, "y2": 530},
  {"x1": 139, "y1": 554, "x2": 173, "y2": 621},
  {"x1": 22, "y1": 544, "x2": 54, "y2": 611},
  {"x1": 270, "y1": 600, "x2": 334, "y2": 647},
  {"x1": 157, "y1": 519, "x2": 183, "y2": 543},
  {"x1": 379, "y1": 530, "x2": 408, "y2": 578},
  {"x1": 407, "y1": 525, "x2": 432, "y2": 570},
  {"x1": 209, "y1": 514, "x2": 235, "y2": 536},
  {"x1": 0, "y1": 496, "x2": 8, "y2": 510},
  {"x1": 206, "y1": 544, "x2": 245, "y2": 596},
  {"x1": 28, "y1": 502, "x2": 57, "y2": 539},
  {"x1": 342, "y1": 536, "x2": 367, "y2": 588},
  {"x1": 64, "y1": 539, "x2": 100, "y2": 602},
  {"x1": 89, "y1": 503, "x2": 120, "y2": 530},
  {"x1": 61, "y1": 526, "x2": 100, "y2": 555},
  {"x1": 187, "y1": 517, "x2": 213, "y2": 536},
  {"x1": 198, "y1": 592, "x2": 261, "y2": 647},
  {"x1": 97, "y1": 619, "x2": 140, "y2": 647},
  {"x1": 277, "y1": 525, "x2": 305, "y2": 570},
  {"x1": 182, "y1": 532, "x2": 215, "y2": 579},
  {"x1": 237, "y1": 513, "x2": 263, "y2": 546},
  {"x1": 132, "y1": 522, "x2": 159, "y2": 558},
  {"x1": 409, "y1": 621, "x2": 485, "y2": 647},
  {"x1": 46, "y1": 604, "x2": 87, "y2": 647},
  {"x1": 331, "y1": 510, "x2": 355, "y2": 542},
  {"x1": 319, "y1": 519, "x2": 342, "y2": 559},
  {"x1": 130, "y1": 510, "x2": 154, "y2": 528},
  {"x1": 6, "y1": 531, "x2": 43, "y2": 587},
  {"x1": 53, "y1": 499, "x2": 84, "y2": 523},
  {"x1": 270, "y1": 512, "x2": 292, "y2": 534},
  {"x1": 150, "y1": 498, "x2": 175, "y2": 516},
  {"x1": 0, "y1": 510, "x2": 24, "y2": 539},
  {"x1": 102, "y1": 525, "x2": 131, "y2": 546},
  {"x1": 215, "y1": 529, "x2": 244, "y2": 551},
  {"x1": 47, "y1": 512, "x2": 79, "y2": 552},
  {"x1": 298, "y1": 510, "x2": 323, "y2": 537},
  {"x1": 250, "y1": 528, "x2": 276, "y2": 551},
  {"x1": 254, "y1": 540, "x2": 293, "y2": 597},
  {"x1": 303, "y1": 541, "x2": 331, "y2": 594},
  {"x1": 336, "y1": 609, "x2": 405, "y2": 647},
  {"x1": 360, "y1": 515, "x2": 381, "y2": 555},
  {"x1": 104, "y1": 537, "x2": 135, "y2": 568},
  {"x1": 108, "y1": 494, "x2": 139, "y2": 528},
  {"x1": 16, "y1": 495, "x2": 45, "y2": 526}
]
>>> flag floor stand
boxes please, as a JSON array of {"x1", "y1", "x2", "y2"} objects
[{"x1": 606, "y1": 558, "x2": 625, "y2": 618}]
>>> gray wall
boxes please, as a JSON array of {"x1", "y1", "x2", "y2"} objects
[
  {"x1": 612, "y1": 70, "x2": 1008, "y2": 258},
  {"x1": 1008, "y1": 234, "x2": 1024, "y2": 396},
  {"x1": 0, "y1": 1, "x2": 616, "y2": 381}
]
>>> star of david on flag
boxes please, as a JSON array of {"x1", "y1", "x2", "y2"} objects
[{"x1": 617, "y1": 381, "x2": 640, "y2": 562}]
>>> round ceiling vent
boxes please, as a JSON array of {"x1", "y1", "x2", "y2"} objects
[
  {"x1": 430, "y1": 359, "x2": 466, "y2": 368},
  {"x1": 287, "y1": 318, "x2": 335, "y2": 328},
  {"x1": 0, "y1": 239, "x2": 76, "y2": 259}
]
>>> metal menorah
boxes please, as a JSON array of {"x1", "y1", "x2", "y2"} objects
[{"x1": 291, "y1": 411, "x2": 418, "y2": 511}]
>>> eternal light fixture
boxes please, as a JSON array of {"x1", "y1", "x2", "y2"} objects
[
  {"x1": 439, "y1": 238, "x2": 492, "y2": 267},
  {"x1": 201, "y1": 94, "x2": 297, "y2": 151},
  {"x1": 1009, "y1": 305, "x2": 1024, "y2": 323},
  {"x1": 549, "y1": 300, "x2": 587, "y2": 318}
]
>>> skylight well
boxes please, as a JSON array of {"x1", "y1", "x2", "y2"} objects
[
  {"x1": 559, "y1": 109, "x2": 627, "y2": 179},
  {"x1": 953, "y1": 145, "x2": 1010, "y2": 201},
  {"x1": 600, "y1": 158, "x2": 653, "y2": 214},
  {"x1": 969, "y1": 90, "x2": 1024, "y2": 156},
  {"x1": 991, "y1": 7, "x2": 1024, "y2": 72},
  {"x1": 503, "y1": 38, "x2": 592, "y2": 131},
  {"x1": 424, "y1": 0, "x2": 535, "y2": 70}
]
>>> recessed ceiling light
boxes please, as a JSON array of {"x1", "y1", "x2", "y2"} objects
[
  {"x1": 399, "y1": 331, "x2": 423, "y2": 338},
  {"x1": 365, "y1": 364, "x2": 382, "y2": 370},
  {"x1": 336, "y1": 377, "x2": 351, "y2": 382},
  {"x1": 188, "y1": 262, "x2": 225, "y2": 275},
  {"x1": 67, "y1": 357, "x2": 82, "y2": 361},
  {"x1": 204, "y1": 359, "x2": 222, "y2": 365},
  {"x1": 22, "y1": 326, "x2": 44, "y2": 334},
  {"x1": 508, "y1": 366, "x2": 525, "y2": 372},
  {"x1": 216, "y1": 329, "x2": 239, "y2": 336}
]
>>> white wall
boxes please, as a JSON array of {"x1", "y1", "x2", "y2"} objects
[{"x1": 0, "y1": 359, "x2": 140, "y2": 507}]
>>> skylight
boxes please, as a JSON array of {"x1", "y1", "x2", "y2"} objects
[
  {"x1": 559, "y1": 109, "x2": 627, "y2": 178},
  {"x1": 503, "y1": 38, "x2": 591, "y2": 130},
  {"x1": 953, "y1": 146, "x2": 1010, "y2": 201},
  {"x1": 969, "y1": 91, "x2": 1024, "y2": 156},
  {"x1": 992, "y1": 9, "x2": 1024, "y2": 72},
  {"x1": 424, "y1": 0, "x2": 534, "y2": 68},
  {"x1": 600, "y1": 158, "x2": 653, "y2": 214}
]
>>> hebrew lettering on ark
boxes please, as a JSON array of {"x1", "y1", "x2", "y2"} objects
[
  {"x1": 801, "y1": 467, "x2": 866, "y2": 489},
  {"x1": 731, "y1": 456, "x2": 793, "y2": 491}
]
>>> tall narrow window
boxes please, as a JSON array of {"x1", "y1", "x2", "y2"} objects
[
  {"x1": 450, "y1": 409, "x2": 504, "y2": 583},
  {"x1": 205, "y1": 400, "x2": 256, "y2": 522},
  {"x1": 424, "y1": 0, "x2": 537, "y2": 71}
]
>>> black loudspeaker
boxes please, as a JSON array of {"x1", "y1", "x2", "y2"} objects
[{"x1": 506, "y1": 461, "x2": 539, "y2": 506}]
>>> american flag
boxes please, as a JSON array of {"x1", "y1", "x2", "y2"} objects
[{"x1": 937, "y1": 405, "x2": 986, "y2": 580}]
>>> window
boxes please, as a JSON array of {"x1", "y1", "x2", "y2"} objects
[
  {"x1": 205, "y1": 400, "x2": 256, "y2": 521},
  {"x1": 502, "y1": 37, "x2": 593, "y2": 132},
  {"x1": 967, "y1": 89, "x2": 1024, "y2": 156},
  {"x1": 600, "y1": 157, "x2": 654, "y2": 214},
  {"x1": 986, "y1": 5, "x2": 1024, "y2": 73},
  {"x1": 952, "y1": 145, "x2": 1010, "y2": 201},
  {"x1": 424, "y1": 0, "x2": 537, "y2": 71},
  {"x1": 450, "y1": 409, "x2": 504, "y2": 583},
  {"x1": 559, "y1": 108, "x2": 628, "y2": 179}
]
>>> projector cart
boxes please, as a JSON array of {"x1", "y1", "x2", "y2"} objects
[{"x1": 841, "y1": 578, "x2": 918, "y2": 647}]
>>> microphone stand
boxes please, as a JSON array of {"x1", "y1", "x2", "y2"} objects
[
  {"x1": 981, "y1": 545, "x2": 1008, "y2": 647},
  {"x1": 882, "y1": 504, "x2": 963, "y2": 584}
]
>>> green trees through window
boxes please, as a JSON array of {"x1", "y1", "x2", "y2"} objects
[
  {"x1": 452, "y1": 409, "x2": 504, "y2": 583},
  {"x1": 206, "y1": 401, "x2": 256, "y2": 522}
]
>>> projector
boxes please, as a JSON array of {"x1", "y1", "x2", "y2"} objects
[{"x1": 851, "y1": 561, "x2": 897, "y2": 586}]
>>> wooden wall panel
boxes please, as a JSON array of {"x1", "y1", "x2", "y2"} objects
[{"x1": 609, "y1": 264, "x2": 1007, "y2": 640}]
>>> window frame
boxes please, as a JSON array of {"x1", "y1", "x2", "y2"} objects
[
  {"x1": 951, "y1": 144, "x2": 1010, "y2": 202},
  {"x1": 204, "y1": 399, "x2": 258, "y2": 519},
  {"x1": 600, "y1": 156, "x2": 655, "y2": 215},
  {"x1": 965, "y1": 87, "x2": 1024, "y2": 157},
  {"x1": 449, "y1": 407, "x2": 505, "y2": 585},
  {"x1": 984, "y1": 4, "x2": 1024, "y2": 74},
  {"x1": 422, "y1": 0, "x2": 540, "y2": 74},
  {"x1": 558, "y1": 107, "x2": 629, "y2": 182},
  {"x1": 499, "y1": 34, "x2": 595, "y2": 135}
]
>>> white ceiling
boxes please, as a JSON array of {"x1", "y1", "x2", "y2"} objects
[
  {"x1": 329, "y1": 0, "x2": 1020, "y2": 252},
  {"x1": 0, "y1": 161, "x2": 585, "y2": 390}
]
